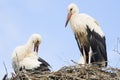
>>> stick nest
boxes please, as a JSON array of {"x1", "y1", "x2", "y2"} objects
[{"x1": 7, "y1": 65, "x2": 120, "y2": 80}]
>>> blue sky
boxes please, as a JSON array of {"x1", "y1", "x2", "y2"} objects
[{"x1": 0, "y1": 0, "x2": 120, "y2": 79}]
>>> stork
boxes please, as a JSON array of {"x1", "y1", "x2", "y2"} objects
[
  {"x1": 12, "y1": 34, "x2": 51, "y2": 73},
  {"x1": 65, "y1": 3, "x2": 107, "y2": 67}
]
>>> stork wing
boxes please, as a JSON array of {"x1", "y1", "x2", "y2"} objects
[
  {"x1": 38, "y1": 57, "x2": 51, "y2": 70},
  {"x1": 86, "y1": 25, "x2": 107, "y2": 67}
]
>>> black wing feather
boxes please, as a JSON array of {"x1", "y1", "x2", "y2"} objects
[
  {"x1": 86, "y1": 25, "x2": 107, "y2": 67},
  {"x1": 38, "y1": 57, "x2": 51, "y2": 67},
  {"x1": 37, "y1": 57, "x2": 51, "y2": 71}
]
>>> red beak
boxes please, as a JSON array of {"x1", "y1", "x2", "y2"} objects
[
  {"x1": 34, "y1": 41, "x2": 39, "y2": 53},
  {"x1": 65, "y1": 13, "x2": 72, "y2": 27}
]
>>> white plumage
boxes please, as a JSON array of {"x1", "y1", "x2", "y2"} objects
[
  {"x1": 67, "y1": 4, "x2": 104, "y2": 37},
  {"x1": 12, "y1": 34, "x2": 50, "y2": 73},
  {"x1": 65, "y1": 3, "x2": 107, "y2": 67},
  {"x1": 19, "y1": 52, "x2": 41, "y2": 70}
]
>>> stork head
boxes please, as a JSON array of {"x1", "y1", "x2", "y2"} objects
[
  {"x1": 30, "y1": 34, "x2": 42, "y2": 53},
  {"x1": 65, "y1": 3, "x2": 79, "y2": 27}
]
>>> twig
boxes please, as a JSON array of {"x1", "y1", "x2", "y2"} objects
[
  {"x1": 3, "y1": 62, "x2": 8, "y2": 75},
  {"x1": 113, "y1": 37, "x2": 120, "y2": 55},
  {"x1": 113, "y1": 49, "x2": 120, "y2": 55},
  {"x1": 113, "y1": 37, "x2": 120, "y2": 67},
  {"x1": 2, "y1": 62, "x2": 8, "y2": 80},
  {"x1": 71, "y1": 60, "x2": 79, "y2": 65},
  {"x1": 2, "y1": 74, "x2": 7, "y2": 80}
]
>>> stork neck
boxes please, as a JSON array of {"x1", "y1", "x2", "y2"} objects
[
  {"x1": 72, "y1": 12, "x2": 78, "y2": 18},
  {"x1": 70, "y1": 13, "x2": 79, "y2": 23},
  {"x1": 70, "y1": 13, "x2": 79, "y2": 29},
  {"x1": 26, "y1": 39, "x2": 33, "y2": 51},
  {"x1": 70, "y1": 13, "x2": 86, "y2": 34}
]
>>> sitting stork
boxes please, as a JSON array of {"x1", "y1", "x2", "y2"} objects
[
  {"x1": 65, "y1": 3, "x2": 107, "y2": 67},
  {"x1": 12, "y1": 34, "x2": 51, "y2": 73}
]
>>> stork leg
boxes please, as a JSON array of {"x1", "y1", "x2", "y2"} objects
[
  {"x1": 88, "y1": 46, "x2": 92, "y2": 64},
  {"x1": 83, "y1": 47, "x2": 86, "y2": 64}
]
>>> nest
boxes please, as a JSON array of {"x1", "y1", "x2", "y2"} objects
[{"x1": 4, "y1": 65, "x2": 120, "y2": 80}]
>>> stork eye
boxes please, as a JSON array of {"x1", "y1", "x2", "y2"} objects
[
  {"x1": 70, "y1": 8, "x2": 73, "y2": 11},
  {"x1": 37, "y1": 40, "x2": 39, "y2": 44}
]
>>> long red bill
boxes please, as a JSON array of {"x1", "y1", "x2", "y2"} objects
[
  {"x1": 65, "y1": 13, "x2": 72, "y2": 27},
  {"x1": 34, "y1": 41, "x2": 39, "y2": 53}
]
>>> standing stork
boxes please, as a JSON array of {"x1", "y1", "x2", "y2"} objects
[
  {"x1": 65, "y1": 3, "x2": 107, "y2": 67},
  {"x1": 12, "y1": 34, "x2": 51, "y2": 73}
]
